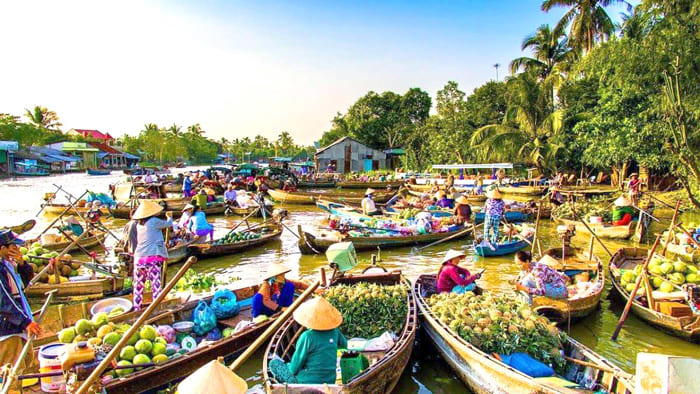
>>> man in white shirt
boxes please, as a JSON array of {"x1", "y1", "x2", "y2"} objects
[
  {"x1": 224, "y1": 184, "x2": 238, "y2": 206},
  {"x1": 361, "y1": 188, "x2": 380, "y2": 216}
]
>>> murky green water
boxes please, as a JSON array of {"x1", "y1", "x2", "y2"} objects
[{"x1": 2, "y1": 168, "x2": 699, "y2": 392}]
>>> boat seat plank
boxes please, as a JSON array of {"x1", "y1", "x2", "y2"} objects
[{"x1": 218, "y1": 308, "x2": 253, "y2": 328}]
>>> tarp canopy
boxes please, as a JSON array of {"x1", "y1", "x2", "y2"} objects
[
  {"x1": 432, "y1": 163, "x2": 514, "y2": 170},
  {"x1": 384, "y1": 148, "x2": 406, "y2": 155},
  {"x1": 270, "y1": 157, "x2": 292, "y2": 162},
  {"x1": 290, "y1": 161, "x2": 315, "y2": 167}
]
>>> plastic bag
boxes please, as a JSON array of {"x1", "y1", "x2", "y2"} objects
[
  {"x1": 498, "y1": 353, "x2": 554, "y2": 377},
  {"x1": 210, "y1": 289, "x2": 240, "y2": 319},
  {"x1": 192, "y1": 300, "x2": 217, "y2": 336}
]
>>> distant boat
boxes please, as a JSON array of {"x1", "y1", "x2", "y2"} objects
[{"x1": 86, "y1": 168, "x2": 112, "y2": 176}]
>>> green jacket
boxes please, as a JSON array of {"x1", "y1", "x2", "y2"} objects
[
  {"x1": 191, "y1": 194, "x2": 208, "y2": 209},
  {"x1": 288, "y1": 328, "x2": 347, "y2": 384}
]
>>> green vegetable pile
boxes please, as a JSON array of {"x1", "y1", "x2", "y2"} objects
[
  {"x1": 427, "y1": 292, "x2": 564, "y2": 370},
  {"x1": 398, "y1": 208, "x2": 420, "y2": 220},
  {"x1": 174, "y1": 269, "x2": 225, "y2": 292},
  {"x1": 552, "y1": 201, "x2": 611, "y2": 222},
  {"x1": 213, "y1": 231, "x2": 261, "y2": 245},
  {"x1": 618, "y1": 256, "x2": 700, "y2": 294},
  {"x1": 325, "y1": 283, "x2": 408, "y2": 339}
]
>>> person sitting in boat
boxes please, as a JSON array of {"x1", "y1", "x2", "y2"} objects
[
  {"x1": 191, "y1": 189, "x2": 208, "y2": 210},
  {"x1": 415, "y1": 209, "x2": 434, "y2": 233},
  {"x1": 612, "y1": 195, "x2": 635, "y2": 226},
  {"x1": 282, "y1": 179, "x2": 297, "y2": 192},
  {"x1": 361, "y1": 188, "x2": 381, "y2": 216},
  {"x1": 174, "y1": 204, "x2": 195, "y2": 233},
  {"x1": 0, "y1": 230, "x2": 42, "y2": 378},
  {"x1": 224, "y1": 184, "x2": 238, "y2": 207},
  {"x1": 549, "y1": 186, "x2": 566, "y2": 206},
  {"x1": 474, "y1": 175, "x2": 484, "y2": 195},
  {"x1": 252, "y1": 264, "x2": 309, "y2": 318},
  {"x1": 453, "y1": 196, "x2": 472, "y2": 224},
  {"x1": 60, "y1": 216, "x2": 84, "y2": 237},
  {"x1": 484, "y1": 188, "x2": 505, "y2": 244},
  {"x1": 515, "y1": 251, "x2": 569, "y2": 301},
  {"x1": 429, "y1": 180, "x2": 440, "y2": 194},
  {"x1": 188, "y1": 205, "x2": 214, "y2": 241},
  {"x1": 269, "y1": 297, "x2": 347, "y2": 384},
  {"x1": 434, "y1": 190, "x2": 454, "y2": 209},
  {"x1": 437, "y1": 249, "x2": 481, "y2": 294},
  {"x1": 86, "y1": 200, "x2": 104, "y2": 224},
  {"x1": 407, "y1": 175, "x2": 417, "y2": 185},
  {"x1": 143, "y1": 171, "x2": 155, "y2": 184},
  {"x1": 205, "y1": 188, "x2": 217, "y2": 203}
]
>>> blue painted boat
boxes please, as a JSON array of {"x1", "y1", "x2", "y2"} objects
[
  {"x1": 474, "y1": 235, "x2": 532, "y2": 257},
  {"x1": 474, "y1": 210, "x2": 531, "y2": 224},
  {"x1": 86, "y1": 168, "x2": 112, "y2": 176}
]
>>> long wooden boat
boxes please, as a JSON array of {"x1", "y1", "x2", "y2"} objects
[
  {"x1": 6, "y1": 219, "x2": 36, "y2": 235},
  {"x1": 297, "y1": 180, "x2": 336, "y2": 188},
  {"x1": 298, "y1": 224, "x2": 472, "y2": 254},
  {"x1": 131, "y1": 181, "x2": 181, "y2": 194},
  {"x1": 263, "y1": 270, "x2": 417, "y2": 394},
  {"x1": 553, "y1": 217, "x2": 640, "y2": 240},
  {"x1": 115, "y1": 236, "x2": 201, "y2": 265},
  {"x1": 110, "y1": 201, "x2": 226, "y2": 219},
  {"x1": 609, "y1": 247, "x2": 700, "y2": 342},
  {"x1": 474, "y1": 210, "x2": 531, "y2": 224},
  {"x1": 414, "y1": 274, "x2": 635, "y2": 394},
  {"x1": 268, "y1": 188, "x2": 394, "y2": 205},
  {"x1": 34, "y1": 232, "x2": 107, "y2": 253},
  {"x1": 24, "y1": 276, "x2": 125, "y2": 299},
  {"x1": 189, "y1": 222, "x2": 282, "y2": 259},
  {"x1": 336, "y1": 180, "x2": 404, "y2": 189},
  {"x1": 474, "y1": 235, "x2": 531, "y2": 257},
  {"x1": 40, "y1": 203, "x2": 111, "y2": 216},
  {"x1": 86, "y1": 168, "x2": 112, "y2": 176},
  {"x1": 498, "y1": 185, "x2": 547, "y2": 196},
  {"x1": 659, "y1": 239, "x2": 700, "y2": 264},
  {"x1": 405, "y1": 186, "x2": 487, "y2": 202},
  {"x1": 530, "y1": 247, "x2": 605, "y2": 323}
]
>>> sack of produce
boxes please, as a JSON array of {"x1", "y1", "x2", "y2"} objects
[
  {"x1": 192, "y1": 300, "x2": 217, "y2": 336},
  {"x1": 210, "y1": 289, "x2": 240, "y2": 319}
]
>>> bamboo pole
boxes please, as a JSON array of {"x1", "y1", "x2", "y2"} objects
[
  {"x1": 570, "y1": 200, "x2": 614, "y2": 258},
  {"x1": 412, "y1": 223, "x2": 482, "y2": 253},
  {"x1": 74, "y1": 257, "x2": 196, "y2": 394},
  {"x1": 611, "y1": 235, "x2": 662, "y2": 341},
  {"x1": 661, "y1": 200, "x2": 682, "y2": 257},
  {"x1": 677, "y1": 224, "x2": 700, "y2": 248},
  {"x1": 34, "y1": 191, "x2": 90, "y2": 237},
  {"x1": 229, "y1": 279, "x2": 320, "y2": 372},
  {"x1": 531, "y1": 201, "x2": 543, "y2": 254}
]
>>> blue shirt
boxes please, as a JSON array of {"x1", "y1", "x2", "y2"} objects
[
  {"x1": 188, "y1": 211, "x2": 213, "y2": 232},
  {"x1": 224, "y1": 190, "x2": 237, "y2": 201},
  {"x1": 183, "y1": 177, "x2": 192, "y2": 192},
  {"x1": 0, "y1": 259, "x2": 32, "y2": 336}
]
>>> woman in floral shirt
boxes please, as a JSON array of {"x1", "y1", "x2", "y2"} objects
[
  {"x1": 484, "y1": 188, "x2": 505, "y2": 243},
  {"x1": 515, "y1": 251, "x2": 569, "y2": 300}
]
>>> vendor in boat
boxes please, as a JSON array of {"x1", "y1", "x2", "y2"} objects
[
  {"x1": 453, "y1": 196, "x2": 472, "y2": 224},
  {"x1": 224, "y1": 183, "x2": 238, "y2": 207},
  {"x1": 60, "y1": 216, "x2": 84, "y2": 237},
  {"x1": 484, "y1": 188, "x2": 505, "y2": 243},
  {"x1": 361, "y1": 188, "x2": 381, "y2": 216},
  {"x1": 515, "y1": 251, "x2": 569, "y2": 301},
  {"x1": 0, "y1": 230, "x2": 41, "y2": 377},
  {"x1": 188, "y1": 205, "x2": 214, "y2": 241},
  {"x1": 612, "y1": 195, "x2": 635, "y2": 226},
  {"x1": 192, "y1": 188, "x2": 208, "y2": 210},
  {"x1": 269, "y1": 297, "x2": 346, "y2": 385},
  {"x1": 627, "y1": 173, "x2": 641, "y2": 206},
  {"x1": 86, "y1": 200, "x2": 104, "y2": 224},
  {"x1": 437, "y1": 249, "x2": 481, "y2": 293},
  {"x1": 282, "y1": 179, "x2": 297, "y2": 192},
  {"x1": 252, "y1": 264, "x2": 310, "y2": 318},
  {"x1": 549, "y1": 186, "x2": 566, "y2": 206},
  {"x1": 182, "y1": 173, "x2": 193, "y2": 198},
  {"x1": 174, "y1": 204, "x2": 194, "y2": 233},
  {"x1": 474, "y1": 175, "x2": 484, "y2": 195},
  {"x1": 429, "y1": 180, "x2": 440, "y2": 194},
  {"x1": 131, "y1": 200, "x2": 173, "y2": 310},
  {"x1": 435, "y1": 190, "x2": 454, "y2": 209}
]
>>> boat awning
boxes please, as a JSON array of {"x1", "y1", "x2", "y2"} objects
[
  {"x1": 431, "y1": 163, "x2": 514, "y2": 170},
  {"x1": 290, "y1": 161, "x2": 315, "y2": 167},
  {"x1": 384, "y1": 148, "x2": 405, "y2": 155},
  {"x1": 123, "y1": 152, "x2": 140, "y2": 160}
]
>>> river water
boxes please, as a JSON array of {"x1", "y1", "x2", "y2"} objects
[{"x1": 1, "y1": 168, "x2": 699, "y2": 393}]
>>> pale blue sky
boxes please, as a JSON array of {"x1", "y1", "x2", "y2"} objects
[{"x1": 0, "y1": 1, "x2": 632, "y2": 145}]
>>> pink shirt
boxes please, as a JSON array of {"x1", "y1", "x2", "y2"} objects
[{"x1": 437, "y1": 264, "x2": 475, "y2": 293}]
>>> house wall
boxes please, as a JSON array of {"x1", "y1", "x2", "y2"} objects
[{"x1": 315, "y1": 139, "x2": 386, "y2": 173}]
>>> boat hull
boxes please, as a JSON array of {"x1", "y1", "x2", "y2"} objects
[
  {"x1": 39, "y1": 233, "x2": 107, "y2": 253},
  {"x1": 190, "y1": 225, "x2": 282, "y2": 259},
  {"x1": 474, "y1": 236, "x2": 531, "y2": 257},
  {"x1": 474, "y1": 210, "x2": 531, "y2": 224},
  {"x1": 498, "y1": 186, "x2": 547, "y2": 196},
  {"x1": 554, "y1": 218, "x2": 637, "y2": 240},
  {"x1": 336, "y1": 180, "x2": 403, "y2": 189},
  {"x1": 269, "y1": 188, "x2": 393, "y2": 205},
  {"x1": 24, "y1": 277, "x2": 124, "y2": 299}
]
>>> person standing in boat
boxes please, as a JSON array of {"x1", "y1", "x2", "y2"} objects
[
  {"x1": 252, "y1": 264, "x2": 309, "y2": 318},
  {"x1": 515, "y1": 251, "x2": 569, "y2": 301},
  {"x1": 268, "y1": 297, "x2": 346, "y2": 384},
  {"x1": 437, "y1": 249, "x2": 481, "y2": 293},
  {"x1": 627, "y1": 173, "x2": 641, "y2": 206},
  {"x1": 361, "y1": 188, "x2": 381, "y2": 216},
  {"x1": 0, "y1": 230, "x2": 41, "y2": 379},
  {"x1": 484, "y1": 188, "x2": 505, "y2": 244},
  {"x1": 188, "y1": 205, "x2": 214, "y2": 241},
  {"x1": 453, "y1": 196, "x2": 472, "y2": 224},
  {"x1": 131, "y1": 201, "x2": 173, "y2": 310},
  {"x1": 474, "y1": 174, "x2": 484, "y2": 195},
  {"x1": 182, "y1": 173, "x2": 193, "y2": 198},
  {"x1": 549, "y1": 186, "x2": 566, "y2": 206}
]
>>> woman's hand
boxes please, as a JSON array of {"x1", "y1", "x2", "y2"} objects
[{"x1": 26, "y1": 321, "x2": 42, "y2": 336}]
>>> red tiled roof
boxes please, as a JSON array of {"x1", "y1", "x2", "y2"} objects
[
  {"x1": 73, "y1": 129, "x2": 114, "y2": 141},
  {"x1": 88, "y1": 142, "x2": 121, "y2": 154}
]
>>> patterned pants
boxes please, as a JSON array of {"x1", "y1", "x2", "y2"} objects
[
  {"x1": 484, "y1": 214, "x2": 501, "y2": 243},
  {"x1": 134, "y1": 256, "x2": 165, "y2": 310}
]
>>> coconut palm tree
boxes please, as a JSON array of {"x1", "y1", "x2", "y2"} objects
[
  {"x1": 619, "y1": 5, "x2": 654, "y2": 40},
  {"x1": 542, "y1": 0, "x2": 628, "y2": 54},
  {"x1": 509, "y1": 24, "x2": 574, "y2": 78},
  {"x1": 470, "y1": 72, "x2": 564, "y2": 172},
  {"x1": 24, "y1": 106, "x2": 62, "y2": 130}
]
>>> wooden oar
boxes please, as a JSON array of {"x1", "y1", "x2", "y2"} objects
[
  {"x1": 570, "y1": 200, "x2": 614, "y2": 258},
  {"x1": 229, "y1": 279, "x2": 320, "y2": 372},
  {"x1": 661, "y1": 200, "x2": 682, "y2": 257},
  {"x1": 0, "y1": 289, "x2": 56, "y2": 394},
  {"x1": 646, "y1": 193, "x2": 684, "y2": 212},
  {"x1": 75, "y1": 257, "x2": 196, "y2": 394},
  {"x1": 611, "y1": 234, "x2": 662, "y2": 341},
  {"x1": 34, "y1": 190, "x2": 89, "y2": 237},
  {"x1": 411, "y1": 224, "x2": 481, "y2": 253}
]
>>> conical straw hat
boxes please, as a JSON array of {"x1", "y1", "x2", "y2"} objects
[
  {"x1": 293, "y1": 297, "x2": 343, "y2": 330},
  {"x1": 131, "y1": 200, "x2": 163, "y2": 220},
  {"x1": 614, "y1": 195, "x2": 631, "y2": 207},
  {"x1": 455, "y1": 196, "x2": 470, "y2": 205},
  {"x1": 441, "y1": 249, "x2": 466, "y2": 264},
  {"x1": 435, "y1": 190, "x2": 446, "y2": 199},
  {"x1": 264, "y1": 263, "x2": 291, "y2": 280},
  {"x1": 486, "y1": 188, "x2": 502, "y2": 199},
  {"x1": 177, "y1": 359, "x2": 247, "y2": 394},
  {"x1": 365, "y1": 188, "x2": 376, "y2": 195},
  {"x1": 538, "y1": 254, "x2": 560, "y2": 268}
]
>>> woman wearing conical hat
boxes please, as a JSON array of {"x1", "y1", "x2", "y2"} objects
[
  {"x1": 436, "y1": 249, "x2": 481, "y2": 294},
  {"x1": 268, "y1": 297, "x2": 347, "y2": 384},
  {"x1": 252, "y1": 263, "x2": 310, "y2": 318},
  {"x1": 612, "y1": 195, "x2": 635, "y2": 226},
  {"x1": 484, "y1": 188, "x2": 505, "y2": 244},
  {"x1": 361, "y1": 188, "x2": 380, "y2": 216},
  {"x1": 131, "y1": 200, "x2": 173, "y2": 310},
  {"x1": 453, "y1": 196, "x2": 472, "y2": 224}
]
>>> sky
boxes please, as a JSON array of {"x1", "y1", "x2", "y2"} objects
[{"x1": 0, "y1": 1, "x2": 632, "y2": 146}]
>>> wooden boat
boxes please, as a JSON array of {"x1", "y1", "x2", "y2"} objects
[
  {"x1": 414, "y1": 274, "x2": 635, "y2": 394},
  {"x1": 405, "y1": 185, "x2": 486, "y2": 202},
  {"x1": 298, "y1": 224, "x2": 472, "y2": 254},
  {"x1": 336, "y1": 179, "x2": 404, "y2": 189},
  {"x1": 659, "y1": 239, "x2": 700, "y2": 264},
  {"x1": 530, "y1": 247, "x2": 605, "y2": 323},
  {"x1": 40, "y1": 203, "x2": 110, "y2": 216},
  {"x1": 263, "y1": 270, "x2": 417, "y2": 394},
  {"x1": 268, "y1": 188, "x2": 394, "y2": 205},
  {"x1": 474, "y1": 210, "x2": 531, "y2": 224},
  {"x1": 297, "y1": 180, "x2": 336, "y2": 188},
  {"x1": 189, "y1": 222, "x2": 282, "y2": 259},
  {"x1": 24, "y1": 275, "x2": 125, "y2": 299},
  {"x1": 34, "y1": 232, "x2": 107, "y2": 253},
  {"x1": 609, "y1": 247, "x2": 700, "y2": 342},
  {"x1": 115, "y1": 236, "x2": 201, "y2": 265},
  {"x1": 109, "y1": 201, "x2": 226, "y2": 219},
  {"x1": 554, "y1": 217, "x2": 640, "y2": 241},
  {"x1": 5, "y1": 219, "x2": 36, "y2": 235},
  {"x1": 498, "y1": 185, "x2": 547, "y2": 196},
  {"x1": 474, "y1": 235, "x2": 532, "y2": 257},
  {"x1": 131, "y1": 181, "x2": 181, "y2": 194},
  {"x1": 86, "y1": 168, "x2": 112, "y2": 176}
]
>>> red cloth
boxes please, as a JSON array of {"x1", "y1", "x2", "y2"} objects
[
  {"x1": 437, "y1": 263, "x2": 475, "y2": 293},
  {"x1": 613, "y1": 213, "x2": 633, "y2": 226}
]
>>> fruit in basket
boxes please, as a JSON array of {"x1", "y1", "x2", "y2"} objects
[
  {"x1": 135, "y1": 339, "x2": 153, "y2": 355},
  {"x1": 96, "y1": 325, "x2": 113, "y2": 339},
  {"x1": 139, "y1": 325, "x2": 157, "y2": 341},
  {"x1": 92, "y1": 312, "x2": 109, "y2": 328},
  {"x1": 660, "y1": 262, "x2": 674, "y2": 274},
  {"x1": 659, "y1": 281, "x2": 674, "y2": 293},
  {"x1": 133, "y1": 354, "x2": 151, "y2": 368},
  {"x1": 120, "y1": 346, "x2": 137, "y2": 361},
  {"x1": 152, "y1": 354, "x2": 168, "y2": 364},
  {"x1": 673, "y1": 260, "x2": 687, "y2": 274},
  {"x1": 58, "y1": 328, "x2": 76, "y2": 344},
  {"x1": 75, "y1": 319, "x2": 93, "y2": 336},
  {"x1": 103, "y1": 332, "x2": 121, "y2": 346},
  {"x1": 116, "y1": 360, "x2": 133, "y2": 376},
  {"x1": 151, "y1": 342, "x2": 167, "y2": 357}
]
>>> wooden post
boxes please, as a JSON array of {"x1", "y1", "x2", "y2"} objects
[
  {"x1": 611, "y1": 235, "x2": 662, "y2": 341},
  {"x1": 661, "y1": 199, "x2": 682, "y2": 257},
  {"x1": 588, "y1": 235, "x2": 595, "y2": 261},
  {"x1": 570, "y1": 200, "x2": 614, "y2": 258},
  {"x1": 531, "y1": 201, "x2": 542, "y2": 254}
]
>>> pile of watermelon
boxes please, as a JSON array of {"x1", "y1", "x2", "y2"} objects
[{"x1": 212, "y1": 231, "x2": 261, "y2": 245}]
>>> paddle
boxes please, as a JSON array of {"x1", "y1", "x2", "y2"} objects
[
  {"x1": 569, "y1": 200, "x2": 614, "y2": 258},
  {"x1": 611, "y1": 234, "x2": 662, "y2": 341},
  {"x1": 75, "y1": 257, "x2": 197, "y2": 394},
  {"x1": 34, "y1": 190, "x2": 90, "y2": 238},
  {"x1": 531, "y1": 201, "x2": 543, "y2": 254},
  {"x1": 411, "y1": 223, "x2": 481, "y2": 253},
  {"x1": 229, "y1": 279, "x2": 320, "y2": 372},
  {"x1": 0, "y1": 289, "x2": 56, "y2": 394}
]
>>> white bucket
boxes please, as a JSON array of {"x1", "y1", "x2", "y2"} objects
[
  {"x1": 39, "y1": 344, "x2": 65, "y2": 392},
  {"x1": 589, "y1": 216, "x2": 603, "y2": 224}
]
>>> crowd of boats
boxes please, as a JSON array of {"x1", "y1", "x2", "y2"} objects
[{"x1": 2, "y1": 165, "x2": 698, "y2": 393}]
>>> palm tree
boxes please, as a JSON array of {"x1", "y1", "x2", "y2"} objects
[
  {"x1": 542, "y1": 0, "x2": 628, "y2": 54},
  {"x1": 24, "y1": 106, "x2": 62, "y2": 130},
  {"x1": 470, "y1": 72, "x2": 564, "y2": 172},
  {"x1": 509, "y1": 24, "x2": 574, "y2": 78},
  {"x1": 619, "y1": 5, "x2": 654, "y2": 40}
]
